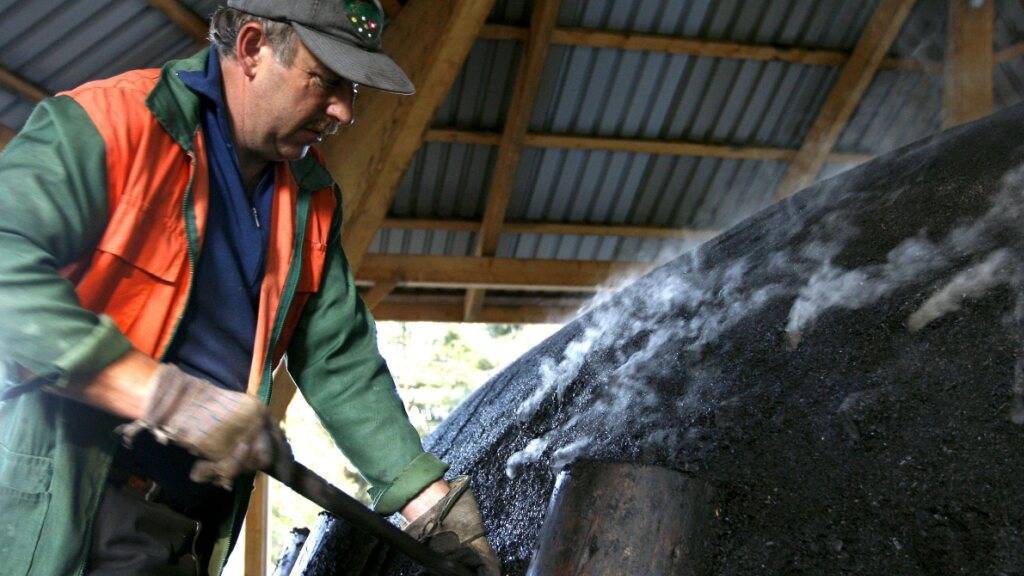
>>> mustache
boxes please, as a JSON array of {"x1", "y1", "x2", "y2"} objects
[{"x1": 308, "y1": 120, "x2": 343, "y2": 141}]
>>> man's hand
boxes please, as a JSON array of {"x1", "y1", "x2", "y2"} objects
[
  {"x1": 403, "y1": 476, "x2": 501, "y2": 576},
  {"x1": 122, "y1": 363, "x2": 289, "y2": 489}
]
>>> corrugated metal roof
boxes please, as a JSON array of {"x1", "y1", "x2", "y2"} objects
[
  {"x1": 0, "y1": 0, "x2": 202, "y2": 128},
  {"x1": 375, "y1": 0, "x2": 1024, "y2": 277},
  {"x1": 2, "y1": 0, "x2": 1024, "y2": 311}
]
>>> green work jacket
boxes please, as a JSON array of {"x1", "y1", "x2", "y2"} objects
[{"x1": 0, "y1": 49, "x2": 447, "y2": 576}]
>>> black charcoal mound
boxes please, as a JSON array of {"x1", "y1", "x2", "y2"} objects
[{"x1": 306, "y1": 103, "x2": 1024, "y2": 575}]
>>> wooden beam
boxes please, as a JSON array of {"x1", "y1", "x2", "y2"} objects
[
  {"x1": 504, "y1": 221, "x2": 717, "y2": 240},
  {"x1": 357, "y1": 255, "x2": 650, "y2": 291},
  {"x1": 423, "y1": 128, "x2": 874, "y2": 164},
  {"x1": 526, "y1": 132, "x2": 794, "y2": 161},
  {"x1": 995, "y1": 41, "x2": 1024, "y2": 64},
  {"x1": 0, "y1": 65, "x2": 47, "y2": 103},
  {"x1": 466, "y1": 0, "x2": 562, "y2": 321},
  {"x1": 773, "y1": 0, "x2": 917, "y2": 200},
  {"x1": 0, "y1": 124, "x2": 16, "y2": 151},
  {"x1": 374, "y1": 300, "x2": 578, "y2": 323},
  {"x1": 942, "y1": 0, "x2": 993, "y2": 129},
  {"x1": 363, "y1": 280, "x2": 398, "y2": 310},
  {"x1": 478, "y1": 24, "x2": 938, "y2": 73},
  {"x1": 380, "y1": 0, "x2": 403, "y2": 19},
  {"x1": 382, "y1": 217, "x2": 720, "y2": 240},
  {"x1": 326, "y1": 0, "x2": 496, "y2": 272},
  {"x1": 148, "y1": 0, "x2": 209, "y2": 44},
  {"x1": 425, "y1": 127, "x2": 502, "y2": 146}
]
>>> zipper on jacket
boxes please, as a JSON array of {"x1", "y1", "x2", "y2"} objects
[
  {"x1": 74, "y1": 147, "x2": 200, "y2": 576},
  {"x1": 218, "y1": 187, "x2": 311, "y2": 573},
  {"x1": 159, "y1": 149, "x2": 200, "y2": 362}
]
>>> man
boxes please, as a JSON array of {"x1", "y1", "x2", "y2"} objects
[{"x1": 0, "y1": 1, "x2": 499, "y2": 575}]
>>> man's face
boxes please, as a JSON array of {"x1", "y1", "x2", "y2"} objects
[{"x1": 243, "y1": 37, "x2": 356, "y2": 162}]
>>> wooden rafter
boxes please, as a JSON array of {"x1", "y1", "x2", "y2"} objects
[
  {"x1": 0, "y1": 68, "x2": 50, "y2": 152},
  {"x1": 0, "y1": 124, "x2": 16, "y2": 151},
  {"x1": 424, "y1": 128, "x2": 872, "y2": 165},
  {"x1": 362, "y1": 280, "x2": 398, "y2": 310},
  {"x1": 358, "y1": 255, "x2": 650, "y2": 291},
  {"x1": 479, "y1": 24, "x2": 939, "y2": 73},
  {"x1": 326, "y1": 0, "x2": 496, "y2": 272},
  {"x1": 0, "y1": 67, "x2": 49, "y2": 154},
  {"x1": 995, "y1": 41, "x2": 1024, "y2": 64},
  {"x1": 0, "y1": 66, "x2": 47, "y2": 103},
  {"x1": 773, "y1": 0, "x2": 918, "y2": 201},
  {"x1": 148, "y1": 0, "x2": 209, "y2": 44},
  {"x1": 382, "y1": 217, "x2": 720, "y2": 241},
  {"x1": 464, "y1": 0, "x2": 562, "y2": 321},
  {"x1": 374, "y1": 300, "x2": 579, "y2": 323},
  {"x1": 380, "y1": 0, "x2": 403, "y2": 19},
  {"x1": 942, "y1": 0, "x2": 993, "y2": 129}
]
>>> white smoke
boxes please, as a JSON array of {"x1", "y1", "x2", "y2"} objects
[
  {"x1": 907, "y1": 249, "x2": 1016, "y2": 332},
  {"x1": 785, "y1": 172, "x2": 1024, "y2": 346},
  {"x1": 505, "y1": 168, "x2": 1024, "y2": 476},
  {"x1": 505, "y1": 253, "x2": 783, "y2": 477},
  {"x1": 504, "y1": 436, "x2": 551, "y2": 478},
  {"x1": 785, "y1": 234, "x2": 951, "y2": 348}
]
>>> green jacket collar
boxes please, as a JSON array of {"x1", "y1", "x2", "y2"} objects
[
  {"x1": 146, "y1": 48, "x2": 334, "y2": 193},
  {"x1": 147, "y1": 48, "x2": 207, "y2": 151}
]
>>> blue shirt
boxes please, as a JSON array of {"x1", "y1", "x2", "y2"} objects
[
  {"x1": 169, "y1": 48, "x2": 275, "y2": 391},
  {"x1": 118, "y1": 50, "x2": 276, "y2": 508}
]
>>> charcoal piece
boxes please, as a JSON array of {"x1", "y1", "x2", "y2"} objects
[
  {"x1": 289, "y1": 512, "x2": 390, "y2": 575},
  {"x1": 273, "y1": 527, "x2": 310, "y2": 576}
]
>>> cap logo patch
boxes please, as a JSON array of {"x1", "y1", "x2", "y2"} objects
[{"x1": 345, "y1": 0, "x2": 382, "y2": 42}]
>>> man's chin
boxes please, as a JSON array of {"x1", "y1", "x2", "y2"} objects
[{"x1": 276, "y1": 144, "x2": 312, "y2": 161}]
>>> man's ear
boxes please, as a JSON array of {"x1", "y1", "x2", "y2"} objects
[{"x1": 235, "y1": 22, "x2": 265, "y2": 79}]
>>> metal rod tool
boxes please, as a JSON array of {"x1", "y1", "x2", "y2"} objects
[{"x1": 266, "y1": 455, "x2": 474, "y2": 576}]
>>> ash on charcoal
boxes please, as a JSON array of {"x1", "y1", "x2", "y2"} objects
[{"x1": 299, "y1": 102, "x2": 1024, "y2": 576}]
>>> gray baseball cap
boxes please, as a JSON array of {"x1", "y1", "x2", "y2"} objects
[{"x1": 226, "y1": 0, "x2": 414, "y2": 95}]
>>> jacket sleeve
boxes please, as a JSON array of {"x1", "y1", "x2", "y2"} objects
[
  {"x1": 0, "y1": 96, "x2": 132, "y2": 395},
  {"x1": 286, "y1": 199, "x2": 448, "y2": 515}
]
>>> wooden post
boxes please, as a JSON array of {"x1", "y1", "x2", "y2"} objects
[
  {"x1": 527, "y1": 461, "x2": 718, "y2": 576},
  {"x1": 942, "y1": 0, "x2": 994, "y2": 128},
  {"x1": 244, "y1": 364, "x2": 299, "y2": 575},
  {"x1": 245, "y1": 475, "x2": 270, "y2": 576}
]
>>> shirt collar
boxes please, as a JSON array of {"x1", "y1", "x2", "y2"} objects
[{"x1": 177, "y1": 48, "x2": 226, "y2": 108}]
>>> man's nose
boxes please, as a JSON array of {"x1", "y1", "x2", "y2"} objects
[{"x1": 325, "y1": 93, "x2": 354, "y2": 126}]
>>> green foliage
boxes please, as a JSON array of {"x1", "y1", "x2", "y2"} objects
[
  {"x1": 253, "y1": 321, "x2": 558, "y2": 574},
  {"x1": 486, "y1": 323, "x2": 522, "y2": 338}
]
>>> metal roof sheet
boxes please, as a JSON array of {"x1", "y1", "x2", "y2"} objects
[
  {"x1": 2, "y1": 0, "x2": 1024, "y2": 304},
  {"x1": 0, "y1": 0, "x2": 202, "y2": 128}
]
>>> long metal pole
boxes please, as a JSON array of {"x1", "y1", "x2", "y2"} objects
[{"x1": 267, "y1": 459, "x2": 474, "y2": 576}]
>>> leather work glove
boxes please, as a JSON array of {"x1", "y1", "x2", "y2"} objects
[
  {"x1": 403, "y1": 476, "x2": 502, "y2": 576},
  {"x1": 120, "y1": 363, "x2": 291, "y2": 489}
]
